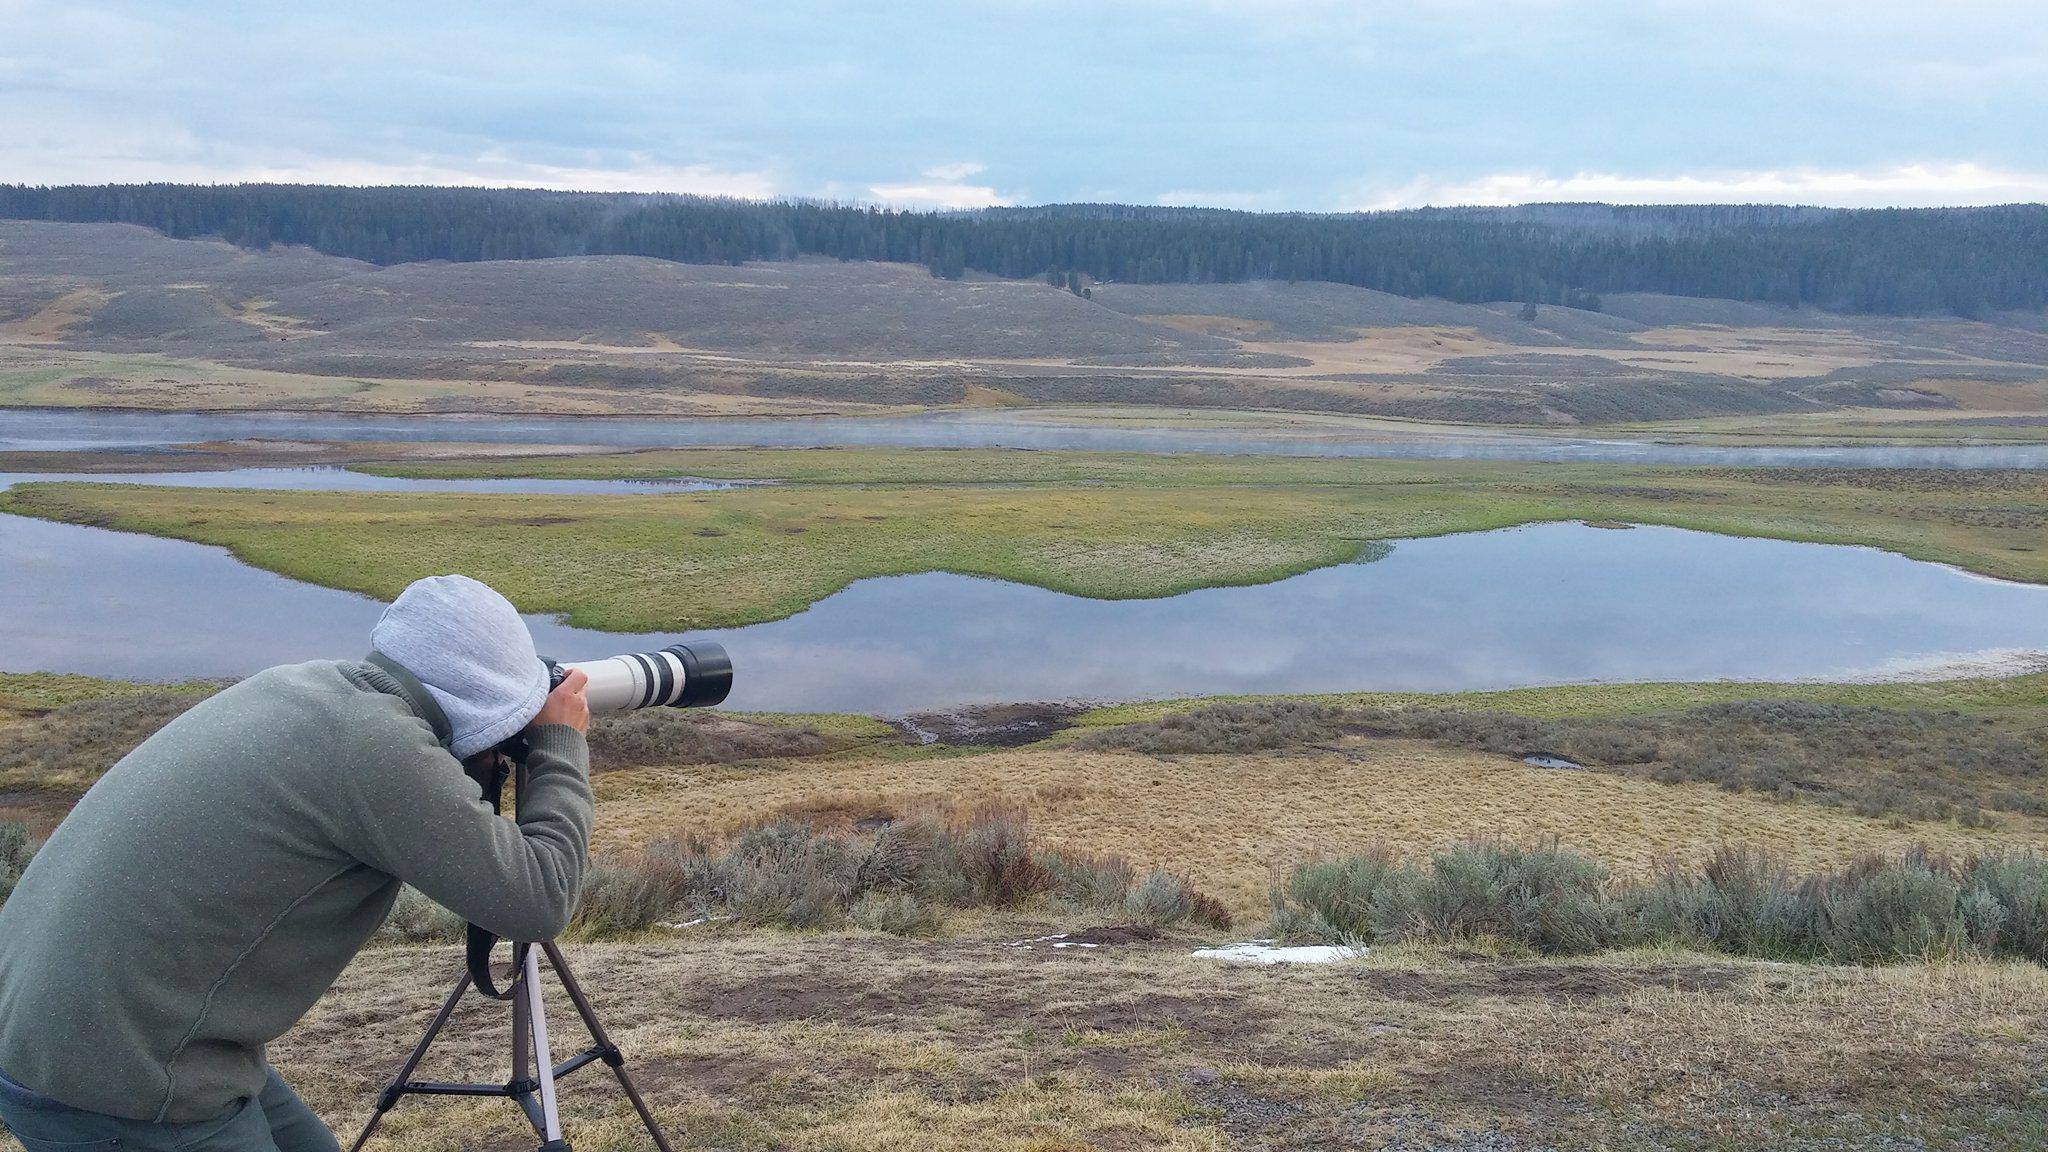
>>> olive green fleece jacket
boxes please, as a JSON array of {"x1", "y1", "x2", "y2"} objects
[{"x1": 0, "y1": 655, "x2": 593, "y2": 1124}]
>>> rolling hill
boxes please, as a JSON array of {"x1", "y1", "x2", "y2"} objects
[{"x1": 4, "y1": 220, "x2": 2048, "y2": 428}]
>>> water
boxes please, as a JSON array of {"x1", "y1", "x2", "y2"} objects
[
  {"x1": 5, "y1": 408, "x2": 2046, "y2": 468},
  {"x1": 6, "y1": 517, "x2": 2045, "y2": 713}
]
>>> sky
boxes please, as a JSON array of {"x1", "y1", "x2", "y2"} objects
[{"x1": 2, "y1": 1, "x2": 2044, "y2": 212}]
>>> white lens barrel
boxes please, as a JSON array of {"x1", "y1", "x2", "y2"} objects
[{"x1": 563, "y1": 650, "x2": 694, "y2": 713}]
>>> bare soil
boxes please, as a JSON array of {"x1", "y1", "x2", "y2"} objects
[{"x1": 262, "y1": 931, "x2": 2048, "y2": 1152}]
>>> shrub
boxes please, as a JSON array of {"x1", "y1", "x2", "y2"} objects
[
  {"x1": 552, "y1": 805, "x2": 1228, "y2": 940},
  {"x1": 1959, "y1": 851, "x2": 2048, "y2": 962},
  {"x1": 1818, "y1": 853, "x2": 1965, "y2": 964},
  {"x1": 1119, "y1": 868, "x2": 1232, "y2": 929},
  {"x1": 0, "y1": 819, "x2": 32, "y2": 872},
  {"x1": 1270, "y1": 840, "x2": 2048, "y2": 965},
  {"x1": 850, "y1": 891, "x2": 942, "y2": 936},
  {"x1": 942, "y1": 804, "x2": 1048, "y2": 906},
  {"x1": 1272, "y1": 848, "x2": 1404, "y2": 944},
  {"x1": 1627, "y1": 846, "x2": 1821, "y2": 959},
  {"x1": 569, "y1": 861, "x2": 691, "y2": 938},
  {"x1": 1959, "y1": 886, "x2": 2009, "y2": 951},
  {"x1": 856, "y1": 813, "x2": 944, "y2": 893},
  {"x1": 722, "y1": 821, "x2": 862, "y2": 929},
  {"x1": 1272, "y1": 840, "x2": 1614, "y2": 954},
  {"x1": 1044, "y1": 850, "x2": 1134, "y2": 910},
  {"x1": 376, "y1": 886, "x2": 464, "y2": 944},
  {"x1": 0, "y1": 819, "x2": 35, "y2": 910},
  {"x1": 1390, "y1": 840, "x2": 1616, "y2": 956},
  {"x1": 1123, "y1": 869, "x2": 1194, "y2": 927}
]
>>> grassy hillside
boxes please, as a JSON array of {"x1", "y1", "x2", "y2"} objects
[
  {"x1": 6, "y1": 221, "x2": 2048, "y2": 426},
  {"x1": 4, "y1": 450, "x2": 2042, "y2": 631}
]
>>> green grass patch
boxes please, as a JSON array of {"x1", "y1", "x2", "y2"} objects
[
  {"x1": 0, "y1": 670, "x2": 213, "y2": 720},
  {"x1": 1064, "y1": 672, "x2": 2048, "y2": 730}
]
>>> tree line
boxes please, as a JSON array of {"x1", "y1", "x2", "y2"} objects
[{"x1": 3, "y1": 183, "x2": 2043, "y2": 317}]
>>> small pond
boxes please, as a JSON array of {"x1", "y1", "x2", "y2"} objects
[{"x1": 4, "y1": 515, "x2": 2044, "y2": 713}]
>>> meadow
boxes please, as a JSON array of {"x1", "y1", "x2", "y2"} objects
[
  {"x1": 5, "y1": 439, "x2": 2048, "y2": 1149},
  {"x1": 4, "y1": 448, "x2": 2045, "y2": 631},
  {"x1": 7, "y1": 669, "x2": 2048, "y2": 1150},
  {"x1": 9, "y1": 670, "x2": 2048, "y2": 914}
]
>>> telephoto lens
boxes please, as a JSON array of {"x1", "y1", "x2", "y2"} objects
[{"x1": 548, "y1": 642, "x2": 732, "y2": 712}]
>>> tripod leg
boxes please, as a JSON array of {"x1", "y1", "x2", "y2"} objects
[
  {"x1": 541, "y1": 942, "x2": 676, "y2": 1152},
  {"x1": 509, "y1": 948, "x2": 546, "y2": 1137},
  {"x1": 523, "y1": 945, "x2": 571, "y2": 1152},
  {"x1": 347, "y1": 967, "x2": 472, "y2": 1152}
]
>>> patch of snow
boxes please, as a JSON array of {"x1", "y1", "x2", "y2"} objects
[
  {"x1": 1002, "y1": 932, "x2": 1096, "y2": 949},
  {"x1": 1192, "y1": 939, "x2": 1364, "y2": 965},
  {"x1": 1000, "y1": 932, "x2": 1066, "y2": 947},
  {"x1": 1522, "y1": 754, "x2": 1584, "y2": 770},
  {"x1": 660, "y1": 914, "x2": 731, "y2": 930}
]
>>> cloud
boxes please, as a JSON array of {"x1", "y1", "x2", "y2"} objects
[
  {"x1": 0, "y1": 109, "x2": 781, "y2": 197},
  {"x1": 1347, "y1": 163, "x2": 2048, "y2": 211},
  {"x1": 4, "y1": 3, "x2": 2044, "y2": 213},
  {"x1": 867, "y1": 179, "x2": 1013, "y2": 210}
]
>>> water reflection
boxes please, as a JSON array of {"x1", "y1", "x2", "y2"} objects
[
  {"x1": 4, "y1": 409, "x2": 2045, "y2": 469},
  {"x1": 5, "y1": 516, "x2": 2044, "y2": 713}
]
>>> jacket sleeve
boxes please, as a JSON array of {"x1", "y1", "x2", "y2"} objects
[{"x1": 339, "y1": 719, "x2": 594, "y2": 942}]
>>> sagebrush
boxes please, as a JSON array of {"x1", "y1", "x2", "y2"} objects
[
  {"x1": 558, "y1": 804, "x2": 1229, "y2": 938},
  {"x1": 0, "y1": 817, "x2": 37, "y2": 908},
  {"x1": 1273, "y1": 839, "x2": 2048, "y2": 964}
]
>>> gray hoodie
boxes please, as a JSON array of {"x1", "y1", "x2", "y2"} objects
[{"x1": 0, "y1": 655, "x2": 592, "y2": 1123}]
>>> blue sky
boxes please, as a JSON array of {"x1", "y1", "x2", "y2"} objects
[{"x1": 3, "y1": 1, "x2": 2044, "y2": 210}]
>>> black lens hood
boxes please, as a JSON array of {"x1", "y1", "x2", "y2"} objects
[{"x1": 662, "y1": 641, "x2": 733, "y2": 708}]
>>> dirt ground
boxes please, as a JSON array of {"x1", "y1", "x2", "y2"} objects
[{"x1": 260, "y1": 930, "x2": 2048, "y2": 1152}]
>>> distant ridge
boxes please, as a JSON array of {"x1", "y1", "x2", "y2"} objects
[{"x1": 3, "y1": 184, "x2": 2043, "y2": 317}]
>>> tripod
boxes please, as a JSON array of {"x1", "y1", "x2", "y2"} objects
[{"x1": 348, "y1": 762, "x2": 673, "y2": 1152}]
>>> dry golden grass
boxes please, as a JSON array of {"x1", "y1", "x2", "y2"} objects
[
  {"x1": 1620, "y1": 325, "x2": 1900, "y2": 377},
  {"x1": 246, "y1": 932, "x2": 2048, "y2": 1152},
  {"x1": 0, "y1": 286, "x2": 112, "y2": 342},
  {"x1": 1496, "y1": 960, "x2": 2048, "y2": 1124},
  {"x1": 0, "y1": 346, "x2": 904, "y2": 417},
  {"x1": 592, "y1": 741, "x2": 2048, "y2": 915}
]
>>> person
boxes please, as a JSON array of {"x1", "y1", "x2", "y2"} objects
[{"x1": 0, "y1": 575, "x2": 593, "y2": 1152}]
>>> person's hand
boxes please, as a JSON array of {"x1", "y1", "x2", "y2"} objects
[{"x1": 530, "y1": 668, "x2": 590, "y2": 734}]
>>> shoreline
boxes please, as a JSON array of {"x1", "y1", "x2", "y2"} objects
[{"x1": 6, "y1": 398, "x2": 2048, "y2": 450}]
